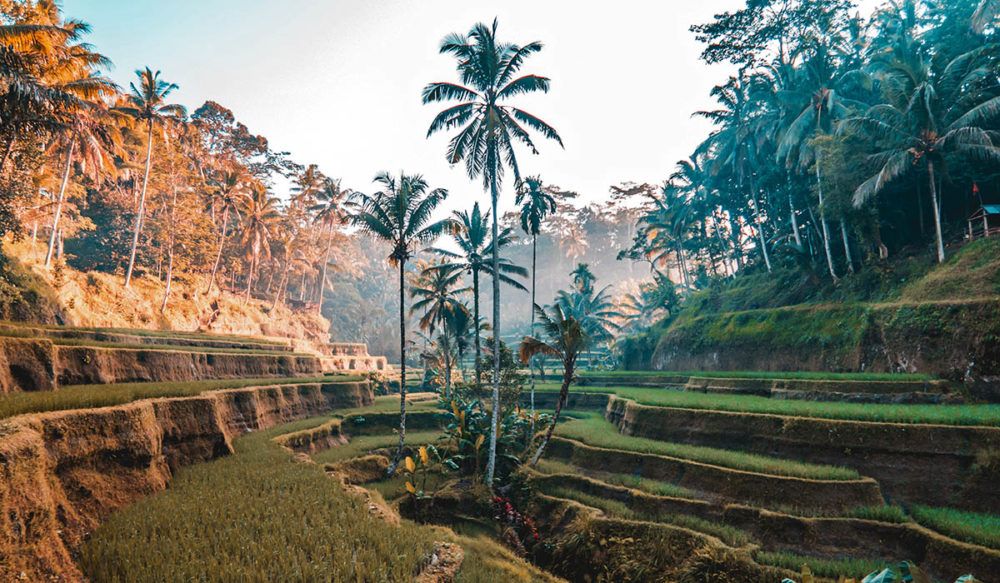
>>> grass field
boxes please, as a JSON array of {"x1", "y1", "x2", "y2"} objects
[
  {"x1": 579, "y1": 370, "x2": 933, "y2": 382},
  {"x1": 556, "y1": 413, "x2": 860, "y2": 480},
  {"x1": 80, "y1": 417, "x2": 435, "y2": 582},
  {"x1": 0, "y1": 327, "x2": 311, "y2": 356},
  {"x1": 910, "y1": 505, "x2": 1000, "y2": 549},
  {"x1": 0, "y1": 375, "x2": 361, "y2": 420},
  {"x1": 537, "y1": 383, "x2": 1000, "y2": 427},
  {"x1": 0, "y1": 320, "x2": 290, "y2": 345},
  {"x1": 312, "y1": 429, "x2": 445, "y2": 464}
]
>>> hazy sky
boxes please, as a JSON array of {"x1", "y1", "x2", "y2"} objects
[{"x1": 61, "y1": 1, "x2": 816, "y2": 212}]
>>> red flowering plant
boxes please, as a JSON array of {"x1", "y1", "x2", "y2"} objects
[{"x1": 492, "y1": 495, "x2": 541, "y2": 555}]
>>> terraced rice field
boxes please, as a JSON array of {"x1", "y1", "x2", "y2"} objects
[{"x1": 536, "y1": 382, "x2": 1000, "y2": 426}]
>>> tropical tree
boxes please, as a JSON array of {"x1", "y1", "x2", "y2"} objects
[
  {"x1": 310, "y1": 177, "x2": 350, "y2": 315},
  {"x1": 239, "y1": 183, "x2": 281, "y2": 302},
  {"x1": 348, "y1": 172, "x2": 453, "y2": 473},
  {"x1": 205, "y1": 169, "x2": 247, "y2": 293},
  {"x1": 515, "y1": 175, "x2": 557, "y2": 430},
  {"x1": 519, "y1": 303, "x2": 589, "y2": 466},
  {"x1": 428, "y1": 202, "x2": 527, "y2": 386},
  {"x1": 117, "y1": 67, "x2": 186, "y2": 287},
  {"x1": 43, "y1": 91, "x2": 118, "y2": 266},
  {"x1": 412, "y1": 260, "x2": 467, "y2": 336},
  {"x1": 423, "y1": 19, "x2": 562, "y2": 486},
  {"x1": 843, "y1": 46, "x2": 1000, "y2": 263}
]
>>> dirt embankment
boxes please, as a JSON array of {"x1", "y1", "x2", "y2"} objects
[
  {"x1": 0, "y1": 337, "x2": 322, "y2": 393},
  {"x1": 0, "y1": 380, "x2": 373, "y2": 582},
  {"x1": 606, "y1": 397, "x2": 1000, "y2": 512}
]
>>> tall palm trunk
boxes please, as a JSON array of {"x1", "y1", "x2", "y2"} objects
[
  {"x1": 472, "y1": 265, "x2": 482, "y2": 387},
  {"x1": 45, "y1": 139, "x2": 75, "y2": 267},
  {"x1": 840, "y1": 220, "x2": 855, "y2": 274},
  {"x1": 816, "y1": 157, "x2": 838, "y2": 280},
  {"x1": 160, "y1": 185, "x2": 179, "y2": 313},
  {"x1": 928, "y1": 160, "x2": 945, "y2": 263},
  {"x1": 387, "y1": 260, "x2": 408, "y2": 476},
  {"x1": 206, "y1": 206, "x2": 230, "y2": 293},
  {"x1": 529, "y1": 234, "x2": 537, "y2": 436},
  {"x1": 245, "y1": 239, "x2": 258, "y2": 303},
  {"x1": 316, "y1": 224, "x2": 334, "y2": 316},
  {"x1": 530, "y1": 359, "x2": 573, "y2": 466},
  {"x1": 789, "y1": 193, "x2": 803, "y2": 247},
  {"x1": 749, "y1": 181, "x2": 771, "y2": 273},
  {"x1": 485, "y1": 175, "x2": 501, "y2": 487},
  {"x1": 125, "y1": 119, "x2": 154, "y2": 288},
  {"x1": 272, "y1": 253, "x2": 292, "y2": 311}
]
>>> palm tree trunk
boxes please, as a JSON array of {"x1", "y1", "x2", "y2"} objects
[
  {"x1": 272, "y1": 255, "x2": 292, "y2": 311},
  {"x1": 816, "y1": 156, "x2": 838, "y2": 280},
  {"x1": 840, "y1": 220, "x2": 855, "y2": 274},
  {"x1": 485, "y1": 175, "x2": 501, "y2": 487},
  {"x1": 207, "y1": 206, "x2": 231, "y2": 294},
  {"x1": 529, "y1": 234, "x2": 537, "y2": 437},
  {"x1": 473, "y1": 266, "x2": 482, "y2": 387},
  {"x1": 125, "y1": 119, "x2": 155, "y2": 288},
  {"x1": 45, "y1": 139, "x2": 75, "y2": 268},
  {"x1": 928, "y1": 161, "x2": 946, "y2": 263},
  {"x1": 160, "y1": 185, "x2": 179, "y2": 313},
  {"x1": 530, "y1": 359, "x2": 573, "y2": 466},
  {"x1": 245, "y1": 242, "x2": 258, "y2": 303},
  {"x1": 749, "y1": 184, "x2": 772, "y2": 272},
  {"x1": 317, "y1": 225, "x2": 334, "y2": 316},
  {"x1": 387, "y1": 260, "x2": 408, "y2": 476},
  {"x1": 789, "y1": 193, "x2": 803, "y2": 247}
]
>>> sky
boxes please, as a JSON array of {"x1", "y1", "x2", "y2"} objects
[{"x1": 58, "y1": 1, "x2": 853, "y2": 214}]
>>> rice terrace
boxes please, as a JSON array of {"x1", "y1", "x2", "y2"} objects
[{"x1": 1, "y1": 0, "x2": 1000, "y2": 581}]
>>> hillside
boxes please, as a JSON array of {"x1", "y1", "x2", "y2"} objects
[
  {"x1": 622, "y1": 239, "x2": 1000, "y2": 398},
  {"x1": 0, "y1": 241, "x2": 334, "y2": 356}
]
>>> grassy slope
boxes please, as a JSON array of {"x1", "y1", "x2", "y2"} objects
[
  {"x1": 0, "y1": 375, "x2": 362, "y2": 420},
  {"x1": 623, "y1": 238, "x2": 1000, "y2": 372},
  {"x1": 535, "y1": 382, "x2": 1000, "y2": 426}
]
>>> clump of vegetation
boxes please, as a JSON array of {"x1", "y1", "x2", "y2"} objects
[
  {"x1": 755, "y1": 550, "x2": 892, "y2": 579},
  {"x1": 910, "y1": 505, "x2": 1000, "y2": 550},
  {"x1": 556, "y1": 413, "x2": 860, "y2": 480},
  {"x1": 534, "y1": 459, "x2": 698, "y2": 500}
]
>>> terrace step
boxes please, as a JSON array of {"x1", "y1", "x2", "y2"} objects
[
  {"x1": 545, "y1": 436, "x2": 882, "y2": 514},
  {"x1": 605, "y1": 396, "x2": 1000, "y2": 513}
]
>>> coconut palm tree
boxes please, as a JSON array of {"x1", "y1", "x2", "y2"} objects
[
  {"x1": 239, "y1": 183, "x2": 281, "y2": 302},
  {"x1": 205, "y1": 170, "x2": 247, "y2": 293},
  {"x1": 515, "y1": 175, "x2": 557, "y2": 431},
  {"x1": 310, "y1": 177, "x2": 351, "y2": 316},
  {"x1": 519, "y1": 303, "x2": 589, "y2": 466},
  {"x1": 427, "y1": 202, "x2": 527, "y2": 386},
  {"x1": 117, "y1": 68, "x2": 187, "y2": 288},
  {"x1": 43, "y1": 92, "x2": 118, "y2": 267},
  {"x1": 843, "y1": 46, "x2": 1000, "y2": 263},
  {"x1": 424, "y1": 19, "x2": 562, "y2": 486},
  {"x1": 348, "y1": 172, "x2": 453, "y2": 473},
  {"x1": 411, "y1": 261, "x2": 467, "y2": 337}
]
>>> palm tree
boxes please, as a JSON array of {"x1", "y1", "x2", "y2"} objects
[
  {"x1": 424, "y1": 19, "x2": 562, "y2": 486},
  {"x1": 310, "y1": 178, "x2": 350, "y2": 316},
  {"x1": 843, "y1": 46, "x2": 1000, "y2": 263},
  {"x1": 519, "y1": 303, "x2": 589, "y2": 466},
  {"x1": 411, "y1": 261, "x2": 467, "y2": 336},
  {"x1": 515, "y1": 175, "x2": 557, "y2": 431},
  {"x1": 239, "y1": 183, "x2": 281, "y2": 302},
  {"x1": 427, "y1": 301, "x2": 472, "y2": 399},
  {"x1": 205, "y1": 170, "x2": 247, "y2": 293},
  {"x1": 43, "y1": 92, "x2": 118, "y2": 267},
  {"x1": 348, "y1": 172, "x2": 453, "y2": 474},
  {"x1": 428, "y1": 202, "x2": 527, "y2": 386},
  {"x1": 117, "y1": 68, "x2": 187, "y2": 288}
]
